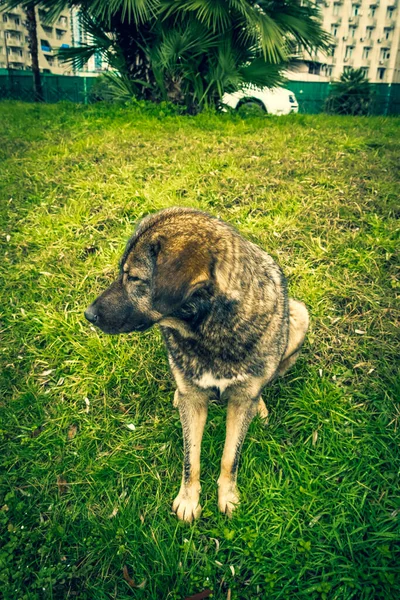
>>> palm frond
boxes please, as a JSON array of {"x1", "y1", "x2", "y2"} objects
[
  {"x1": 90, "y1": 0, "x2": 158, "y2": 24},
  {"x1": 56, "y1": 44, "x2": 98, "y2": 70},
  {"x1": 238, "y1": 57, "x2": 285, "y2": 89}
]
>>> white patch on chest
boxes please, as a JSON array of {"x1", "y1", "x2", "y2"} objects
[{"x1": 194, "y1": 371, "x2": 247, "y2": 393}]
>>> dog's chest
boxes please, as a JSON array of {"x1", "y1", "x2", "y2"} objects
[{"x1": 193, "y1": 371, "x2": 247, "y2": 393}]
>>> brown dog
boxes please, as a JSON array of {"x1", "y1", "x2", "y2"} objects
[{"x1": 85, "y1": 207, "x2": 309, "y2": 521}]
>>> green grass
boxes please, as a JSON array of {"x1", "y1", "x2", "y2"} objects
[{"x1": 0, "y1": 101, "x2": 399, "y2": 600}]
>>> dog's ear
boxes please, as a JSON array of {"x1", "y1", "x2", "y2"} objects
[{"x1": 151, "y1": 238, "x2": 212, "y2": 314}]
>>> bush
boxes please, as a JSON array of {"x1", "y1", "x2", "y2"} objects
[{"x1": 325, "y1": 68, "x2": 371, "y2": 115}]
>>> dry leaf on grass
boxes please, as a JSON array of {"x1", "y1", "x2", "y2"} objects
[
  {"x1": 67, "y1": 424, "x2": 78, "y2": 440},
  {"x1": 57, "y1": 476, "x2": 68, "y2": 495},
  {"x1": 39, "y1": 369, "x2": 54, "y2": 377},
  {"x1": 122, "y1": 565, "x2": 146, "y2": 589}
]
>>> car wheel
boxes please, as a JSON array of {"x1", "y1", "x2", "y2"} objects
[{"x1": 236, "y1": 99, "x2": 266, "y2": 116}]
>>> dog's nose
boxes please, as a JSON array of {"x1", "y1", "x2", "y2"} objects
[{"x1": 84, "y1": 306, "x2": 98, "y2": 324}]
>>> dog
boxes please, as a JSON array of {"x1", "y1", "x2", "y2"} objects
[{"x1": 84, "y1": 207, "x2": 309, "y2": 521}]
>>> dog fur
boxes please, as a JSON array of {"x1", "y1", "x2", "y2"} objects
[{"x1": 85, "y1": 207, "x2": 309, "y2": 521}]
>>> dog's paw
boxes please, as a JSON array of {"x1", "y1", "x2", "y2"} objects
[
  {"x1": 257, "y1": 398, "x2": 269, "y2": 424},
  {"x1": 218, "y1": 483, "x2": 240, "y2": 517},
  {"x1": 172, "y1": 486, "x2": 201, "y2": 522}
]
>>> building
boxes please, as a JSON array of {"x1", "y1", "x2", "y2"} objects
[
  {"x1": 0, "y1": 6, "x2": 73, "y2": 74},
  {"x1": 287, "y1": 0, "x2": 400, "y2": 84},
  {"x1": 0, "y1": 6, "x2": 108, "y2": 75}
]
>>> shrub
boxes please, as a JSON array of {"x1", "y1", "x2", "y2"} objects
[{"x1": 325, "y1": 68, "x2": 371, "y2": 116}]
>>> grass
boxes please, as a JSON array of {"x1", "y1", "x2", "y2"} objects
[{"x1": 0, "y1": 101, "x2": 399, "y2": 600}]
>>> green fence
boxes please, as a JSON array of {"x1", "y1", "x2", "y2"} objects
[
  {"x1": 0, "y1": 70, "x2": 97, "y2": 104},
  {"x1": 1, "y1": 69, "x2": 400, "y2": 115},
  {"x1": 284, "y1": 81, "x2": 400, "y2": 115}
]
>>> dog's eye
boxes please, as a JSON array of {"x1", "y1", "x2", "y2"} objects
[{"x1": 127, "y1": 275, "x2": 142, "y2": 283}]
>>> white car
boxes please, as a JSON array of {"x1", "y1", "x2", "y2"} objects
[{"x1": 222, "y1": 86, "x2": 299, "y2": 115}]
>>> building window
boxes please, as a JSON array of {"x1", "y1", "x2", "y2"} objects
[
  {"x1": 363, "y1": 47, "x2": 371, "y2": 59},
  {"x1": 343, "y1": 66, "x2": 353, "y2": 74},
  {"x1": 331, "y1": 24, "x2": 339, "y2": 36},
  {"x1": 95, "y1": 52, "x2": 103, "y2": 70},
  {"x1": 377, "y1": 67, "x2": 386, "y2": 80},
  {"x1": 345, "y1": 46, "x2": 354, "y2": 59},
  {"x1": 324, "y1": 65, "x2": 333, "y2": 77},
  {"x1": 369, "y1": 6, "x2": 376, "y2": 17},
  {"x1": 352, "y1": 4, "x2": 360, "y2": 16},
  {"x1": 360, "y1": 67, "x2": 369, "y2": 78},
  {"x1": 14, "y1": 17, "x2": 20, "y2": 25},
  {"x1": 333, "y1": 3, "x2": 341, "y2": 16},
  {"x1": 328, "y1": 45, "x2": 336, "y2": 57},
  {"x1": 308, "y1": 62, "x2": 321, "y2": 75},
  {"x1": 386, "y1": 7, "x2": 395, "y2": 19},
  {"x1": 2, "y1": 14, "x2": 7, "y2": 22},
  {"x1": 380, "y1": 48, "x2": 390, "y2": 60},
  {"x1": 366, "y1": 27, "x2": 374, "y2": 39},
  {"x1": 40, "y1": 39, "x2": 52, "y2": 52},
  {"x1": 349, "y1": 26, "x2": 357, "y2": 37},
  {"x1": 384, "y1": 28, "x2": 392, "y2": 40}
]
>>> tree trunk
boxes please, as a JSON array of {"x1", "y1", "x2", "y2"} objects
[{"x1": 25, "y1": 3, "x2": 43, "y2": 102}]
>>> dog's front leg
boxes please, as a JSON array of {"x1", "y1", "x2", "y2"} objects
[
  {"x1": 172, "y1": 390, "x2": 208, "y2": 522},
  {"x1": 218, "y1": 387, "x2": 260, "y2": 517}
]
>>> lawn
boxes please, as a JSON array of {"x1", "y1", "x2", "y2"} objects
[{"x1": 0, "y1": 101, "x2": 399, "y2": 600}]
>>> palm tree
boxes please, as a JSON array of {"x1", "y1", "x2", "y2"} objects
[
  {"x1": 326, "y1": 68, "x2": 371, "y2": 116},
  {"x1": 24, "y1": 2, "x2": 44, "y2": 101}
]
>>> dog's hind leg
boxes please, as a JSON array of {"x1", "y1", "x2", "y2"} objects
[
  {"x1": 277, "y1": 299, "x2": 309, "y2": 377},
  {"x1": 172, "y1": 389, "x2": 208, "y2": 522}
]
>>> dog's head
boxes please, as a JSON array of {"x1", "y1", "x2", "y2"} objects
[{"x1": 84, "y1": 209, "x2": 215, "y2": 334}]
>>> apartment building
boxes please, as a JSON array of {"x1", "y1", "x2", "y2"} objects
[
  {"x1": 0, "y1": 6, "x2": 73, "y2": 74},
  {"x1": 288, "y1": 0, "x2": 400, "y2": 83}
]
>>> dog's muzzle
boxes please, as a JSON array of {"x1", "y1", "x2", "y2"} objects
[{"x1": 84, "y1": 305, "x2": 98, "y2": 324}]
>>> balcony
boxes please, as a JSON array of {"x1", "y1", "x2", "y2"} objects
[
  {"x1": 348, "y1": 16, "x2": 360, "y2": 26},
  {"x1": 4, "y1": 22, "x2": 24, "y2": 32},
  {"x1": 331, "y1": 17, "x2": 342, "y2": 25},
  {"x1": 385, "y1": 19, "x2": 395, "y2": 28},
  {"x1": 362, "y1": 59, "x2": 371, "y2": 67},
  {"x1": 6, "y1": 36, "x2": 23, "y2": 47},
  {"x1": 379, "y1": 58, "x2": 390, "y2": 67},
  {"x1": 367, "y1": 18, "x2": 377, "y2": 27},
  {"x1": 364, "y1": 37, "x2": 374, "y2": 46},
  {"x1": 56, "y1": 16, "x2": 69, "y2": 31},
  {"x1": 41, "y1": 26, "x2": 53, "y2": 37},
  {"x1": 9, "y1": 60, "x2": 24, "y2": 68},
  {"x1": 343, "y1": 57, "x2": 354, "y2": 65}
]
